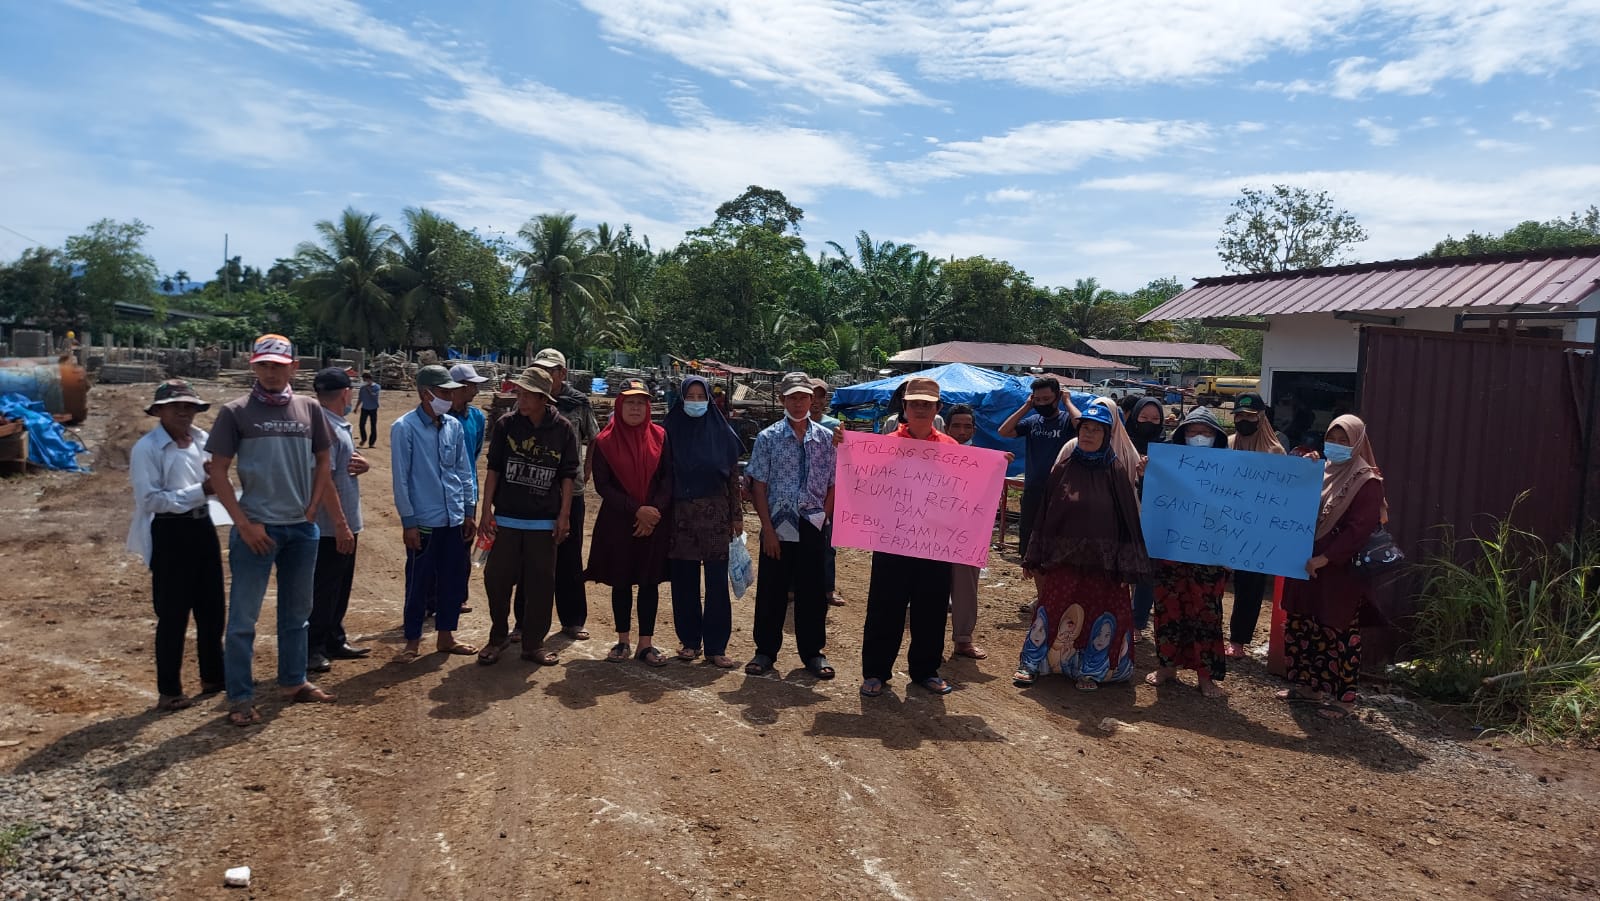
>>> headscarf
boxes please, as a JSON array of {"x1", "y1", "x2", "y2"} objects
[
  {"x1": 594, "y1": 394, "x2": 665, "y2": 504},
  {"x1": 1316, "y1": 413, "x2": 1386, "y2": 539},
  {"x1": 1126, "y1": 397, "x2": 1165, "y2": 454},
  {"x1": 663, "y1": 375, "x2": 743, "y2": 500},
  {"x1": 1228, "y1": 408, "x2": 1285, "y2": 454},
  {"x1": 1170, "y1": 406, "x2": 1229, "y2": 448},
  {"x1": 1053, "y1": 397, "x2": 1139, "y2": 478}
]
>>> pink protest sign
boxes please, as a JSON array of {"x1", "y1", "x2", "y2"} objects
[{"x1": 832, "y1": 432, "x2": 1009, "y2": 567}]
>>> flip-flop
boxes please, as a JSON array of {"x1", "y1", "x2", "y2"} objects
[
  {"x1": 636, "y1": 646, "x2": 669, "y2": 668},
  {"x1": 1012, "y1": 670, "x2": 1037, "y2": 688},
  {"x1": 437, "y1": 643, "x2": 479, "y2": 656},
  {"x1": 521, "y1": 650, "x2": 560, "y2": 666},
  {"x1": 1274, "y1": 688, "x2": 1324, "y2": 704},
  {"x1": 286, "y1": 684, "x2": 337, "y2": 703},
  {"x1": 805, "y1": 655, "x2": 836, "y2": 680},
  {"x1": 918, "y1": 675, "x2": 954, "y2": 695},
  {"x1": 561, "y1": 626, "x2": 591, "y2": 640},
  {"x1": 606, "y1": 642, "x2": 632, "y2": 662},
  {"x1": 1316, "y1": 703, "x2": 1355, "y2": 721},
  {"x1": 396, "y1": 648, "x2": 421, "y2": 663},
  {"x1": 744, "y1": 653, "x2": 774, "y2": 675},
  {"x1": 1076, "y1": 678, "x2": 1099, "y2": 692},
  {"x1": 677, "y1": 647, "x2": 702, "y2": 661},
  {"x1": 710, "y1": 655, "x2": 738, "y2": 669},
  {"x1": 859, "y1": 678, "x2": 885, "y2": 698},
  {"x1": 228, "y1": 703, "x2": 261, "y2": 727},
  {"x1": 953, "y1": 645, "x2": 989, "y2": 660},
  {"x1": 477, "y1": 641, "x2": 507, "y2": 666}
]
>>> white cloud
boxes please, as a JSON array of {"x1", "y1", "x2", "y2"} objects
[
  {"x1": 894, "y1": 230, "x2": 1031, "y2": 261},
  {"x1": 1473, "y1": 138, "x2": 1530, "y2": 152},
  {"x1": 1513, "y1": 111, "x2": 1555, "y2": 130},
  {"x1": 895, "y1": 119, "x2": 1212, "y2": 181},
  {"x1": 59, "y1": 0, "x2": 197, "y2": 38},
  {"x1": 985, "y1": 188, "x2": 1037, "y2": 204},
  {"x1": 1355, "y1": 117, "x2": 1399, "y2": 146}
]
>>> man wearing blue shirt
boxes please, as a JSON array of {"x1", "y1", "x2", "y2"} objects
[
  {"x1": 392, "y1": 364, "x2": 478, "y2": 661},
  {"x1": 745, "y1": 372, "x2": 837, "y2": 680},
  {"x1": 357, "y1": 372, "x2": 381, "y2": 448},
  {"x1": 1000, "y1": 376, "x2": 1078, "y2": 558}
]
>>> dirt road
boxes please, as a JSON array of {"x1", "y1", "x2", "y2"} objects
[{"x1": 2, "y1": 381, "x2": 1597, "y2": 899}]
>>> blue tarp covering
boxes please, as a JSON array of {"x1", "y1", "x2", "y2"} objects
[
  {"x1": 591, "y1": 378, "x2": 608, "y2": 395},
  {"x1": 829, "y1": 363, "x2": 1095, "y2": 478},
  {"x1": 0, "y1": 393, "x2": 87, "y2": 472},
  {"x1": 446, "y1": 348, "x2": 500, "y2": 362}
]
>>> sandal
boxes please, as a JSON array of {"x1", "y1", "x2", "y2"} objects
[
  {"x1": 918, "y1": 675, "x2": 954, "y2": 695},
  {"x1": 156, "y1": 694, "x2": 193, "y2": 712},
  {"x1": 396, "y1": 648, "x2": 421, "y2": 663},
  {"x1": 561, "y1": 626, "x2": 591, "y2": 641},
  {"x1": 477, "y1": 640, "x2": 508, "y2": 666},
  {"x1": 1275, "y1": 687, "x2": 1325, "y2": 704},
  {"x1": 635, "y1": 646, "x2": 669, "y2": 668},
  {"x1": 828, "y1": 592, "x2": 846, "y2": 607},
  {"x1": 1316, "y1": 703, "x2": 1355, "y2": 721},
  {"x1": 1144, "y1": 669, "x2": 1177, "y2": 687},
  {"x1": 508, "y1": 628, "x2": 523, "y2": 643},
  {"x1": 953, "y1": 644, "x2": 989, "y2": 660},
  {"x1": 744, "y1": 653, "x2": 774, "y2": 675},
  {"x1": 437, "y1": 642, "x2": 478, "y2": 656},
  {"x1": 606, "y1": 642, "x2": 632, "y2": 662},
  {"x1": 1076, "y1": 678, "x2": 1099, "y2": 692},
  {"x1": 285, "y1": 683, "x2": 337, "y2": 703},
  {"x1": 677, "y1": 647, "x2": 702, "y2": 661},
  {"x1": 804, "y1": 655, "x2": 836, "y2": 680},
  {"x1": 521, "y1": 649, "x2": 560, "y2": 666},
  {"x1": 710, "y1": 655, "x2": 737, "y2": 669},
  {"x1": 1013, "y1": 669, "x2": 1037, "y2": 687},
  {"x1": 1224, "y1": 642, "x2": 1247, "y2": 658},
  {"x1": 199, "y1": 682, "x2": 225, "y2": 696},
  {"x1": 860, "y1": 677, "x2": 885, "y2": 698},
  {"x1": 228, "y1": 703, "x2": 261, "y2": 727}
]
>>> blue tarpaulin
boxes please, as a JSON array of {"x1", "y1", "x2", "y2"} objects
[
  {"x1": 0, "y1": 393, "x2": 87, "y2": 472},
  {"x1": 829, "y1": 363, "x2": 1095, "y2": 478},
  {"x1": 446, "y1": 348, "x2": 500, "y2": 362},
  {"x1": 591, "y1": 378, "x2": 608, "y2": 395}
]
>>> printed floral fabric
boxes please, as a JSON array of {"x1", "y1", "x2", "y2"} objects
[
  {"x1": 1285, "y1": 613, "x2": 1361, "y2": 703},
  {"x1": 1152, "y1": 561, "x2": 1228, "y2": 680},
  {"x1": 1018, "y1": 564, "x2": 1134, "y2": 684}
]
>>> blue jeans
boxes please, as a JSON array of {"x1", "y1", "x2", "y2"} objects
[
  {"x1": 225, "y1": 522, "x2": 320, "y2": 703},
  {"x1": 670, "y1": 558, "x2": 732, "y2": 656}
]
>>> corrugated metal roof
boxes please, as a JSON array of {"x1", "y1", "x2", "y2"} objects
[
  {"x1": 1141, "y1": 246, "x2": 1600, "y2": 321},
  {"x1": 888, "y1": 341, "x2": 1134, "y2": 370},
  {"x1": 1080, "y1": 339, "x2": 1241, "y2": 361}
]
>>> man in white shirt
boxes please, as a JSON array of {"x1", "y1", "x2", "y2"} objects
[{"x1": 126, "y1": 380, "x2": 225, "y2": 711}]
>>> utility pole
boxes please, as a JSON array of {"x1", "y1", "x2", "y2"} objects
[{"x1": 223, "y1": 233, "x2": 230, "y2": 302}]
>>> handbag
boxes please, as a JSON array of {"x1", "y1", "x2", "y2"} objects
[{"x1": 1351, "y1": 527, "x2": 1405, "y2": 580}]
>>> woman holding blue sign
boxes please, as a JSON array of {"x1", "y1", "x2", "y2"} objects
[
  {"x1": 1012, "y1": 403, "x2": 1149, "y2": 691},
  {"x1": 1147, "y1": 407, "x2": 1233, "y2": 698},
  {"x1": 1226, "y1": 393, "x2": 1287, "y2": 658},
  {"x1": 1278, "y1": 414, "x2": 1387, "y2": 721}
]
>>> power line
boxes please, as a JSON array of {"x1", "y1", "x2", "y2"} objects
[{"x1": 0, "y1": 223, "x2": 46, "y2": 246}]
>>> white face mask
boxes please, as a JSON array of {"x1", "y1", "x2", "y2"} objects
[
  {"x1": 1185, "y1": 433, "x2": 1214, "y2": 447},
  {"x1": 785, "y1": 409, "x2": 811, "y2": 422},
  {"x1": 426, "y1": 391, "x2": 453, "y2": 416}
]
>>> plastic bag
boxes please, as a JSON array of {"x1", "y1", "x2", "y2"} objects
[{"x1": 728, "y1": 531, "x2": 754, "y2": 600}]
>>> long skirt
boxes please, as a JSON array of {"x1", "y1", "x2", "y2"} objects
[
  {"x1": 1285, "y1": 613, "x2": 1361, "y2": 703},
  {"x1": 1018, "y1": 564, "x2": 1134, "y2": 684},
  {"x1": 1152, "y1": 561, "x2": 1228, "y2": 681}
]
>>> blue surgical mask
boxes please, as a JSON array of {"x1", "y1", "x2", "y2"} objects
[
  {"x1": 684, "y1": 400, "x2": 709, "y2": 418},
  {"x1": 1324, "y1": 442, "x2": 1354, "y2": 464},
  {"x1": 1186, "y1": 434, "x2": 1213, "y2": 447}
]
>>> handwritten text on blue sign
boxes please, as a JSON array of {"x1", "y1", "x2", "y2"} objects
[{"x1": 1140, "y1": 444, "x2": 1323, "y2": 580}]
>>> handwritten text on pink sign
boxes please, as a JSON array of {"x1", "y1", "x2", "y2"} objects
[{"x1": 832, "y1": 433, "x2": 1008, "y2": 567}]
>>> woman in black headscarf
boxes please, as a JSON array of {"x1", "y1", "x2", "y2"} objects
[
  {"x1": 664, "y1": 376, "x2": 746, "y2": 668},
  {"x1": 1125, "y1": 396, "x2": 1166, "y2": 637}
]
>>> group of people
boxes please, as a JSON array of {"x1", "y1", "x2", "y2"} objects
[{"x1": 128, "y1": 333, "x2": 1386, "y2": 725}]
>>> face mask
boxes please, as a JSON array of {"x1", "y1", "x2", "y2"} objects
[
  {"x1": 1129, "y1": 421, "x2": 1162, "y2": 443},
  {"x1": 1186, "y1": 433, "x2": 1214, "y2": 447},
  {"x1": 1324, "y1": 442, "x2": 1354, "y2": 464},
  {"x1": 426, "y1": 391, "x2": 453, "y2": 416},
  {"x1": 785, "y1": 409, "x2": 811, "y2": 422},
  {"x1": 1034, "y1": 403, "x2": 1057, "y2": 417},
  {"x1": 1234, "y1": 420, "x2": 1260, "y2": 437},
  {"x1": 684, "y1": 401, "x2": 709, "y2": 418}
]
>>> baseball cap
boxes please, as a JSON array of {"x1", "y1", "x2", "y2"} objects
[
  {"x1": 531, "y1": 348, "x2": 567, "y2": 370},
  {"x1": 313, "y1": 367, "x2": 352, "y2": 392},
  {"x1": 415, "y1": 364, "x2": 464, "y2": 390},
  {"x1": 145, "y1": 379, "x2": 209, "y2": 415},
  {"x1": 903, "y1": 376, "x2": 941, "y2": 403},
  {"x1": 250, "y1": 334, "x2": 294, "y2": 365},
  {"x1": 509, "y1": 366, "x2": 554, "y2": 398},
  {"x1": 779, "y1": 372, "x2": 815, "y2": 396},
  {"x1": 1235, "y1": 392, "x2": 1266, "y2": 412},
  {"x1": 810, "y1": 377, "x2": 830, "y2": 392},
  {"x1": 449, "y1": 363, "x2": 489, "y2": 384},
  {"x1": 617, "y1": 377, "x2": 653, "y2": 398}
]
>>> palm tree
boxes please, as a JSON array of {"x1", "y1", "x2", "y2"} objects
[
  {"x1": 391, "y1": 208, "x2": 471, "y2": 348},
  {"x1": 514, "y1": 213, "x2": 612, "y2": 342},
  {"x1": 1060, "y1": 277, "x2": 1117, "y2": 344},
  {"x1": 174, "y1": 270, "x2": 190, "y2": 293},
  {"x1": 294, "y1": 207, "x2": 401, "y2": 349},
  {"x1": 824, "y1": 230, "x2": 917, "y2": 323},
  {"x1": 889, "y1": 252, "x2": 952, "y2": 349}
]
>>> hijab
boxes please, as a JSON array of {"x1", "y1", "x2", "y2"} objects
[
  {"x1": 1170, "y1": 406, "x2": 1229, "y2": 448},
  {"x1": 663, "y1": 375, "x2": 743, "y2": 500},
  {"x1": 1316, "y1": 413, "x2": 1386, "y2": 539},
  {"x1": 1229, "y1": 411, "x2": 1285, "y2": 454},
  {"x1": 1126, "y1": 397, "x2": 1165, "y2": 454},
  {"x1": 1053, "y1": 398, "x2": 1138, "y2": 478},
  {"x1": 594, "y1": 394, "x2": 665, "y2": 504}
]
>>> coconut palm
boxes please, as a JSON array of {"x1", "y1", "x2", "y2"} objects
[
  {"x1": 294, "y1": 208, "x2": 402, "y2": 349},
  {"x1": 391, "y1": 207, "x2": 473, "y2": 348},
  {"x1": 514, "y1": 212, "x2": 612, "y2": 342}
]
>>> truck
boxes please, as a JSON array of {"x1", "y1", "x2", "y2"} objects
[{"x1": 1193, "y1": 375, "x2": 1261, "y2": 406}]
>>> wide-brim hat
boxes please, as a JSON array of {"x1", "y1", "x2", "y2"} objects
[
  {"x1": 509, "y1": 366, "x2": 554, "y2": 398},
  {"x1": 146, "y1": 379, "x2": 209, "y2": 415}
]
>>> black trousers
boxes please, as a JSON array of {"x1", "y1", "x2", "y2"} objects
[
  {"x1": 1230, "y1": 570, "x2": 1271, "y2": 645},
  {"x1": 309, "y1": 535, "x2": 358, "y2": 654},
  {"x1": 1018, "y1": 483, "x2": 1045, "y2": 557},
  {"x1": 862, "y1": 551, "x2": 951, "y2": 683},
  {"x1": 149, "y1": 514, "x2": 225, "y2": 697},
  {"x1": 752, "y1": 520, "x2": 828, "y2": 663},
  {"x1": 358, "y1": 408, "x2": 378, "y2": 445},
  {"x1": 611, "y1": 582, "x2": 660, "y2": 636},
  {"x1": 517, "y1": 492, "x2": 587, "y2": 631}
]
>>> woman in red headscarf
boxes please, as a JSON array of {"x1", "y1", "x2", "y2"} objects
[
  {"x1": 587, "y1": 379, "x2": 674, "y2": 666},
  {"x1": 1277, "y1": 414, "x2": 1387, "y2": 721}
]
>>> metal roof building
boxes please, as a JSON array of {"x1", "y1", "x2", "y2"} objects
[
  {"x1": 1079, "y1": 339, "x2": 1241, "y2": 362},
  {"x1": 887, "y1": 341, "x2": 1133, "y2": 374}
]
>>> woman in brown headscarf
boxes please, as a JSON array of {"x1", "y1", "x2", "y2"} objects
[
  {"x1": 1225, "y1": 393, "x2": 1286, "y2": 658},
  {"x1": 1277, "y1": 414, "x2": 1387, "y2": 720}
]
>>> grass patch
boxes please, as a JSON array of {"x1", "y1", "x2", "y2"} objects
[
  {"x1": 1401, "y1": 498, "x2": 1600, "y2": 742},
  {"x1": 0, "y1": 822, "x2": 39, "y2": 870}
]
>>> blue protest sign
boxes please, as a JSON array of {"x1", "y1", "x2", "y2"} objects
[{"x1": 1140, "y1": 444, "x2": 1324, "y2": 580}]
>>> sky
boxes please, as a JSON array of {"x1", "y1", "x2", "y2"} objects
[{"x1": 3, "y1": 0, "x2": 1600, "y2": 292}]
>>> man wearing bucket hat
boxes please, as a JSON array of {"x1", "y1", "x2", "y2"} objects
[
  {"x1": 744, "y1": 371, "x2": 837, "y2": 680},
  {"x1": 207, "y1": 335, "x2": 343, "y2": 726},
  {"x1": 521, "y1": 347, "x2": 600, "y2": 643},
  {"x1": 392, "y1": 364, "x2": 479, "y2": 661},
  {"x1": 127, "y1": 380, "x2": 225, "y2": 712}
]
